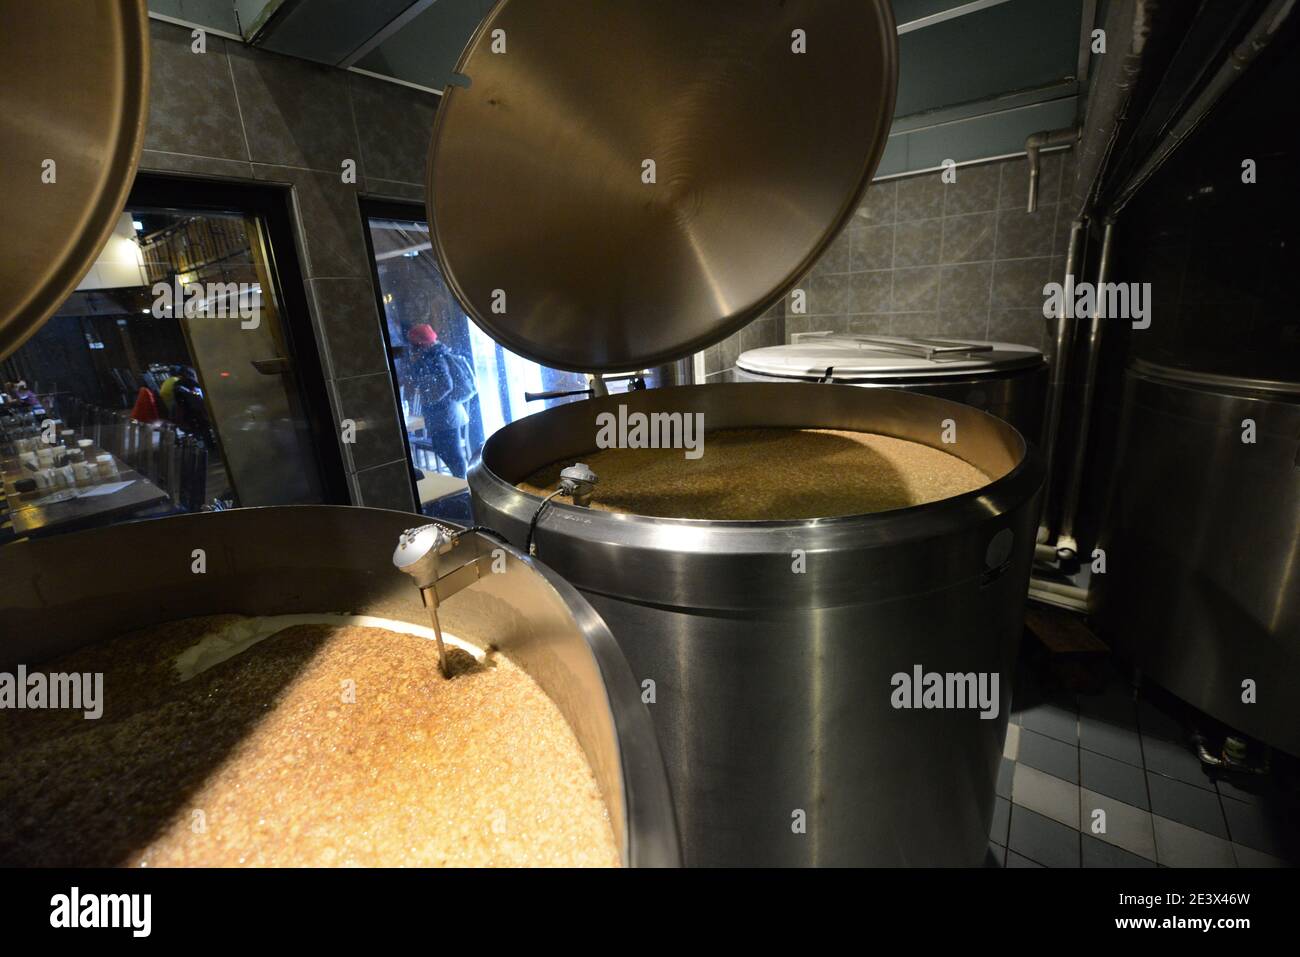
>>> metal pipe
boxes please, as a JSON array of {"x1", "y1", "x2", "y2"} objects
[
  {"x1": 1024, "y1": 127, "x2": 1080, "y2": 212},
  {"x1": 1037, "y1": 217, "x2": 1087, "y2": 543},
  {"x1": 1056, "y1": 219, "x2": 1115, "y2": 560},
  {"x1": 1034, "y1": 543, "x2": 1060, "y2": 563}
]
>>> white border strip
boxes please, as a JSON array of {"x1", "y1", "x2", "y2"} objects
[
  {"x1": 147, "y1": 11, "x2": 243, "y2": 42},
  {"x1": 897, "y1": 0, "x2": 1016, "y2": 35}
]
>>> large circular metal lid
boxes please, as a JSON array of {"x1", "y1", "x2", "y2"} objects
[
  {"x1": 0, "y1": 1, "x2": 150, "y2": 360},
  {"x1": 737, "y1": 336, "x2": 1045, "y2": 382},
  {"x1": 426, "y1": 0, "x2": 898, "y2": 372}
]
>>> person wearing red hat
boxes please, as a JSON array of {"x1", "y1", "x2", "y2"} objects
[{"x1": 405, "y1": 323, "x2": 474, "y2": 478}]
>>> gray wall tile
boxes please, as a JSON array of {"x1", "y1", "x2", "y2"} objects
[
  {"x1": 228, "y1": 42, "x2": 360, "y2": 174},
  {"x1": 252, "y1": 164, "x2": 369, "y2": 279},
  {"x1": 809, "y1": 274, "x2": 850, "y2": 316},
  {"x1": 892, "y1": 266, "x2": 940, "y2": 312},
  {"x1": 855, "y1": 179, "x2": 896, "y2": 225},
  {"x1": 850, "y1": 271, "x2": 892, "y2": 314},
  {"x1": 140, "y1": 150, "x2": 254, "y2": 180},
  {"x1": 941, "y1": 210, "x2": 996, "y2": 264},
  {"x1": 845, "y1": 314, "x2": 890, "y2": 335},
  {"x1": 354, "y1": 459, "x2": 417, "y2": 513},
  {"x1": 365, "y1": 179, "x2": 427, "y2": 204},
  {"x1": 894, "y1": 218, "x2": 942, "y2": 267},
  {"x1": 895, "y1": 174, "x2": 943, "y2": 222},
  {"x1": 944, "y1": 161, "x2": 1001, "y2": 215},
  {"x1": 814, "y1": 228, "x2": 852, "y2": 275},
  {"x1": 938, "y1": 262, "x2": 992, "y2": 313},
  {"x1": 350, "y1": 72, "x2": 438, "y2": 185},
  {"x1": 740, "y1": 316, "x2": 776, "y2": 352},
  {"x1": 717, "y1": 157, "x2": 1070, "y2": 362},
  {"x1": 306, "y1": 277, "x2": 389, "y2": 379},
  {"x1": 331, "y1": 372, "x2": 407, "y2": 472},
  {"x1": 890, "y1": 311, "x2": 938, "y2": 337},
  {"x1": 851, "y1": 224, "x2": 895, "y2": 271},
  {"x1": 145, "y1": 23, "x2": 248, "y2": 161},
  {"x1": 996, "y1": 204, "x2": 1057, "y2": 260},
  {"x1": 992, "y1": 257, "x2": 1052, "y2": 309}
]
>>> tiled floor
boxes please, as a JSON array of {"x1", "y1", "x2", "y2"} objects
[{"x1": 987, "y1": 662, "x2": 1299, "y2": 868}]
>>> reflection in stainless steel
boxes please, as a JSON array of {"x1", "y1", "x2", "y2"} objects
[
  {"x1": 426, "y1": 0, "x2": 898, "y2": 372},
  {"x1": 0, "y1": 1, "x2": 150, "y2": 359},
  {"x1": 469, "y1": 383, "x2": 1044, "y2": 866},
  {"x1": 1093, "y1": 364, "x2": 1300, "y2": 757},
  {"x1": 0, "y1": 506, "x2": 681, "y2": 867}
]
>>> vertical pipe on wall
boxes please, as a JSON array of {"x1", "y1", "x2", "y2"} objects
[
  {"x1": 1055, "y1": 218, "x2": 1114, "y2": 560},
  {"x1": 1037, "y1": 217, "x2": 1088, "y2": 543}
]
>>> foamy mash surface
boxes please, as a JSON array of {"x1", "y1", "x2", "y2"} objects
[{"x1": 0, "y1": 615, "x2": 618, "y2": 867}]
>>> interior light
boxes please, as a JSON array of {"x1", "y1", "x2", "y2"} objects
[{"x1": 132, "y1": 220, "x2": 144, "y2": 231}]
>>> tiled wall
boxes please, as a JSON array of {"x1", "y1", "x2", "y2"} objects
[
  {"x1": 140, "y1": 19, "x2": 432, "y2": 511},
  {"x1": 700, "y1": 303, "x2": 784, "y2": 382},
  {"x1": 702, "y1": 151, "x2": 1077, "y2": 381},
  {"x1": 789, "y1": 151, "x2": 1076, "y2": 354}
]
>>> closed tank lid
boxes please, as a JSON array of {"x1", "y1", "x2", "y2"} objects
[
  {"x1": 737, "y1": 335, "x2": 1045, "y2": 382},
  {"x1": 426, "y1": 0, "x2": 898, "y2": 373}
]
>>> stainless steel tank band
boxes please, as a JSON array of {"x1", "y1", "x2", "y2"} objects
[{"x1": 473, "y1": 384, "x2": 1042, "y2": 611}]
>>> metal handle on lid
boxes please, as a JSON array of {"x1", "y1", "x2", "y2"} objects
[{"x1": 807, "y1": 333, "x2": 994, "y2": 361}]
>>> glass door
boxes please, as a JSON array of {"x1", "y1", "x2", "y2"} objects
[{"x1": 363, "y1": 205, "x2": 657, "y2": 519}]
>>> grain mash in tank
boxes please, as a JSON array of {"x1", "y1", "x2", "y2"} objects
[
  {"x1": 519, "y1": 427, "x2": 991, "y2": 520},
  {"x1": 0, "y1": 615, "x2": 619, "y2": 867}
]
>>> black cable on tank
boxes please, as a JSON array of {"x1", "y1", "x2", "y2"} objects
[{"x1": 524, "y1": 490, "x2": 563, "y2": 557}]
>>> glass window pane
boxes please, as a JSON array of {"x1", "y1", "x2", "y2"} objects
[{"x1": 1, "y1": 202, "x2": 327, "y2": 540}]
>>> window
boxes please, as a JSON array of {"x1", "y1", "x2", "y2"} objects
[{"x1": 0, "y1": 177, "x2": 345, "y2": 540}]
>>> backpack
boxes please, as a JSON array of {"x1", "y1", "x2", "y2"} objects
[{"x1": 443, "y1": 351, "x2": 478, "y2": 403}]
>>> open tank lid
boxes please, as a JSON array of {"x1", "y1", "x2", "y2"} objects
[
  {"x1": 737, "y1": 335, "x2": 1045, "y2": 382},
  {"x1": 0, "y1": 2, "x2": 150, "y2": 360},
  {"x1": 426, "y1": 0, "x2": 898, "y2": 373}
]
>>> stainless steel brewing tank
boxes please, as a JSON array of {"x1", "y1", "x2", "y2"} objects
[
  {"x1": 469, "y1": 382, "x2": 1044, "y2": 866},
  {"x1": 733, "y1": 336, "x2": 1047, "y2": 440},
  {"x1": 0, "y1": 506, "x2": 680, "y2": 867},
  {"x1": 1093, "y1": 362, "x2": 1300, "y2": 757}
]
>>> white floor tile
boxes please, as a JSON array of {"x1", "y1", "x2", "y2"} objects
[
  {"x1": 1152, "y1": 814, "x2": 1237, "y2": 868},
  {"x1": 1079, "y1": 787, "x2": 1156, "y2": 861},
  {"x1": 1232, "y1": 843, "x2": 1288, "y2": 868},
  {"x1": 1012, "y1": 763, "x2": 1080, "y2": 830},
  {"x1": 1003, "y1": 722, "x2": 1021, "y2": 761}
]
